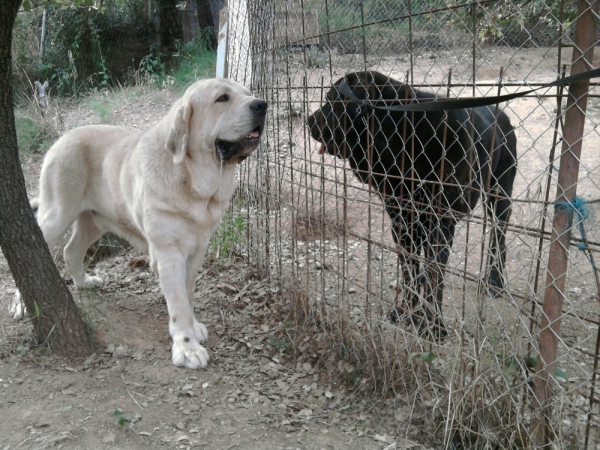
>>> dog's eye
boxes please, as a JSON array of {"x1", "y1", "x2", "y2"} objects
[{"x1": 215, "y1": 94, "x2": 229, "y2": 103}]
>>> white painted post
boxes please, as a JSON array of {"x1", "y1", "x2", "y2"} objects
[{"x1": 216, "y1": 5, "x2": 228, "y2": 78}]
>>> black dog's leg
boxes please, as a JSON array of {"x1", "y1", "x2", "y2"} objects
[
  {"x1": 486, "y1": 193, "x2": 512, "y2": 296},
  {"x1": 389, "y1": 205, "x2": 424, "y2": 328},
  {"x1": 486, "y1": 162, "x2": 516, "y2": 296},
  {"x1": 422, "y1": 214, "x2": 456, "y2": 342}
]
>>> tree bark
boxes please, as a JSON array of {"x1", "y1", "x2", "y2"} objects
[{"x1": 0, "y1": 0, "x2": 93, "y2": 360}]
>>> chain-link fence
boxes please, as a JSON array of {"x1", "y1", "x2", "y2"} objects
[{"x1": 221, "y1": 0, "x2": 600, "y2": 447}]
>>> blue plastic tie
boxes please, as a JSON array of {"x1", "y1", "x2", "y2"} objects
[{"x1": 555, "y1": 197, "x2": 600, "y2": 272}]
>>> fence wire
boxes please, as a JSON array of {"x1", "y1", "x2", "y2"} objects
[{"x1": 223, "y1": 0, "x2": 600, "y2": 447}]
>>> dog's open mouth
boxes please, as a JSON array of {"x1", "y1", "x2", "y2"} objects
[{"x1": 216, "y1": 125, "x2": 263, "y2": 161}]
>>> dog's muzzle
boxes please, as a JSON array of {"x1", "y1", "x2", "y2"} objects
[{"x1": 217, "y1": 99, "x2": 267, "y2": 161}]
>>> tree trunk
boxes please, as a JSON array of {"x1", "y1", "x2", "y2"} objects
[
  {"x1": 0, "y1": 0, "x2": 94, "y2": 360},
  {"x1": 159, "y1": 0, "x2": 181, "y2": 53},
  {"x1": 195, "y1": 0, "x2": 217, "y2": 50},
  {"x1": 39, "y1": 7, "x2": 47, "y2": 66}
]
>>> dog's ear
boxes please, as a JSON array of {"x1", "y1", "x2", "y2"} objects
[{"x1": 166, "y1": 101, "x2": 193, "y2": 165}]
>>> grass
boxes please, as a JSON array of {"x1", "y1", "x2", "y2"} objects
[
  {"x1": 87, "y1": 99, "x2": 111, "y2": 123},
  {"x1": 14, "y1": 33, "x2": 216, "y2": 156},
  {"x1": 15, "y1": 115, "x2": 51, "y2": 154},
  {"x1": 170, "y1": 35, "x2": 217, "y2": 90},
  {"x1": 209, "y1": 206, "x2": 246, "y2": 261},
  {"x1": 135, "y1": 34, "x2": 216, "y2": 91},
  {"x1": 14, "y1": 103, "x2": 62, "y2": 154}
]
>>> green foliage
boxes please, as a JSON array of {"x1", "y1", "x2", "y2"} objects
[
  {"x1": 14, "y1": 2, "x2": 216, "y2": 97},
  {"x1": 138, "y1": 43, "x2": 167, "y2": 82},
  {"x1": 87, "y1": 98, "x2": 111, "y2": 122},
  {"x1": 209, "y1": 204, "x2": 246, "y2": 260},
  {"x1": 170, "y1": 33, "x2": 217, "y2": 89},
  {"x1": 302, "y1": 0, "x2": 574, "y2": 50},
  {"x1": 76, "y1": 293, "x2": 101, "y2": 351},
  {"x1": 15, "y1": 114, "x2": 53, "y2": 154},
  {"x1": 528, "y1": 355, "x2": 568, "y2": 383},
  {"x1": 340, "y1": 344, "x2": 347, "y2": 358},
  {"x1": 449, "y1": 0, "x2": 577, "y2": 46},
  {"x1": 270, "y1": 338, "x2": 289, "y2": 348},
  {"x1": 112, "y1": 409, "x2": 133, "y2": 426},
  {"x1": 21, "y1": 0, "x2": 126, "y2": 13},
  {"x1": 408, "y1": 351, "x2": 436, "y2": 363}
]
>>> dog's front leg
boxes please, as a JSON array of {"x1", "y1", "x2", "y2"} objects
[
  {"x1": 186, "y1": 249, "x2": 208, "y2": 344},
  {"x1": 152, "y1": 248, "x2": 209, "y2": 369}
]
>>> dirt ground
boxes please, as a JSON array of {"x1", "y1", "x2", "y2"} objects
[
  {"x1": 2, "y1": 46, "x2": 600, "y2": 449},
  {"x1": 1, "y1": 252, "x2": 422, "y2": 450}
]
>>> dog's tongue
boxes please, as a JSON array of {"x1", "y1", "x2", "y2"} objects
[
  {"x1": 247, "y1": 131, "x2": 260, "y2": 139},
  {"x1": 318, "y1": 143, "x2": 326, "y2": 154}
]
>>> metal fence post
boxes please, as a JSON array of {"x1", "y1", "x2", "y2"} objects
[{"x1": 532, "y1": 0, "x2": 599, "y2": 445}]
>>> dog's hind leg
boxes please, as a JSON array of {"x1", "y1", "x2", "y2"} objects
[
  {"x1": 389, "y1": 207, "x2": 424, "y2": 328},
  {"x1": 10, "y1": 202, "x2": 80, "y2": 318},
  {"x1": 486, "y1": 162, "x2": 516, "y2": 296},
  {"x1": 422, "y1": 216, "x2": 456, "y2": 342},
  {"x1": 486, "y1": 193, "x2": 512, "y2": 296},
  {"x1": 63, "y1": 211, "x2": 104, "y2": 289}
]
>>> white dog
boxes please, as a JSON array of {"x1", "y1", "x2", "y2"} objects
[{"x1": 10, "y1": 78, "x2": 267, "y2": 369}]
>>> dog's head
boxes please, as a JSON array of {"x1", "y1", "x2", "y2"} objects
[
  {"x1": 307, "y1": 71, "x2": 404, "y2": 160},
  {"x1": 166, "y1": 78, "x2": 267, "y2": 165}
]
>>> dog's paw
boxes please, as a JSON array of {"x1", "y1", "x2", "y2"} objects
[
  {"x1": 193, "y1": 319, "x2": 208, "y2": 343},
  {"x1": 9, "y1": 291, "x2": 27, "y2": 319},
  {"x1": 78, "y1": 274, "x2": 103, "y2": 290},
  {"x1": 171, "y1": 336, "x2": 210, "y2": 369}
]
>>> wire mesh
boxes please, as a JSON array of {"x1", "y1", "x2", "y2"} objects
[{"x1": 224, "y1": 0, "x2": 600, "y2": 447}]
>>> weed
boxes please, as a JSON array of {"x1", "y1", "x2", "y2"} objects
[
  {"x1": 15, "y1": 116, "x2": 49, "y2": 154},
  {"x1": 305, "y1": 47, "x2": 327, "y2": 69},
  {"x1": 209, "y1": 204, "x2": 246, "y2": 261},
  {"x1": 14, "y1": 97, "x2": 64, "y2": 155},
  {"x1": 138, "y1": 43, "x2": 166, "y2": 82},
  {"x1": 408, "y1": 351, "x2": 437, "y2": 363},
  {"x1": 76, "y1": 283, "x2": 109, "y2": 353},
  {"x1": 86, "y1": 232, "x2": 129, "y2": 264},
  {"x1": 113, "y1": 409, "x2": 134, "y2": 427},
  {"x1": 88, "y1": 99, "x2": 111, "y2": 123},
  {"x1": 270, "y1": 338, "x2": 289, "y2": 349}
]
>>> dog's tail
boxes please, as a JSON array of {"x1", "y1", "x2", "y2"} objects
[{"x1": 30, "y1": 198, "x2": 39, "y2": 217}]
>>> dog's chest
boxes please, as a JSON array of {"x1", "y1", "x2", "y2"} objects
[{"x1": 181, "y1": 186, "x2": 234, "y2": 232}]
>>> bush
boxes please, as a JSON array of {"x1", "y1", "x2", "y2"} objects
[
  {"x1": 11, "y1": 1, "x2": 217, "y2": 97},
  {"x1": 170, "y1": 31, "x2": 217, "y2": 89},
  {"x1": 15, "y1": 108, "x2": 59, "y2": 154}
]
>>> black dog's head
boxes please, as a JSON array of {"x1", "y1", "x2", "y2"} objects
[{"x1": 307, "y1": 71, "x2": 406, "y2": 160}]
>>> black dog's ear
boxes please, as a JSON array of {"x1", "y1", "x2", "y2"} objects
[{"x1": 336, "y1": 76, "x2": 374, "y2": 121}]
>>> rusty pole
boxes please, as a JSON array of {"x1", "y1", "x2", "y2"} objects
[{"x1": 532, "y1": 0, "x2": 599, "y2": 445}]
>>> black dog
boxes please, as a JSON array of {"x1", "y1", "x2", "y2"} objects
[{"x1": 307, "y1": 71, "x2": 517, "y2": 341}]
